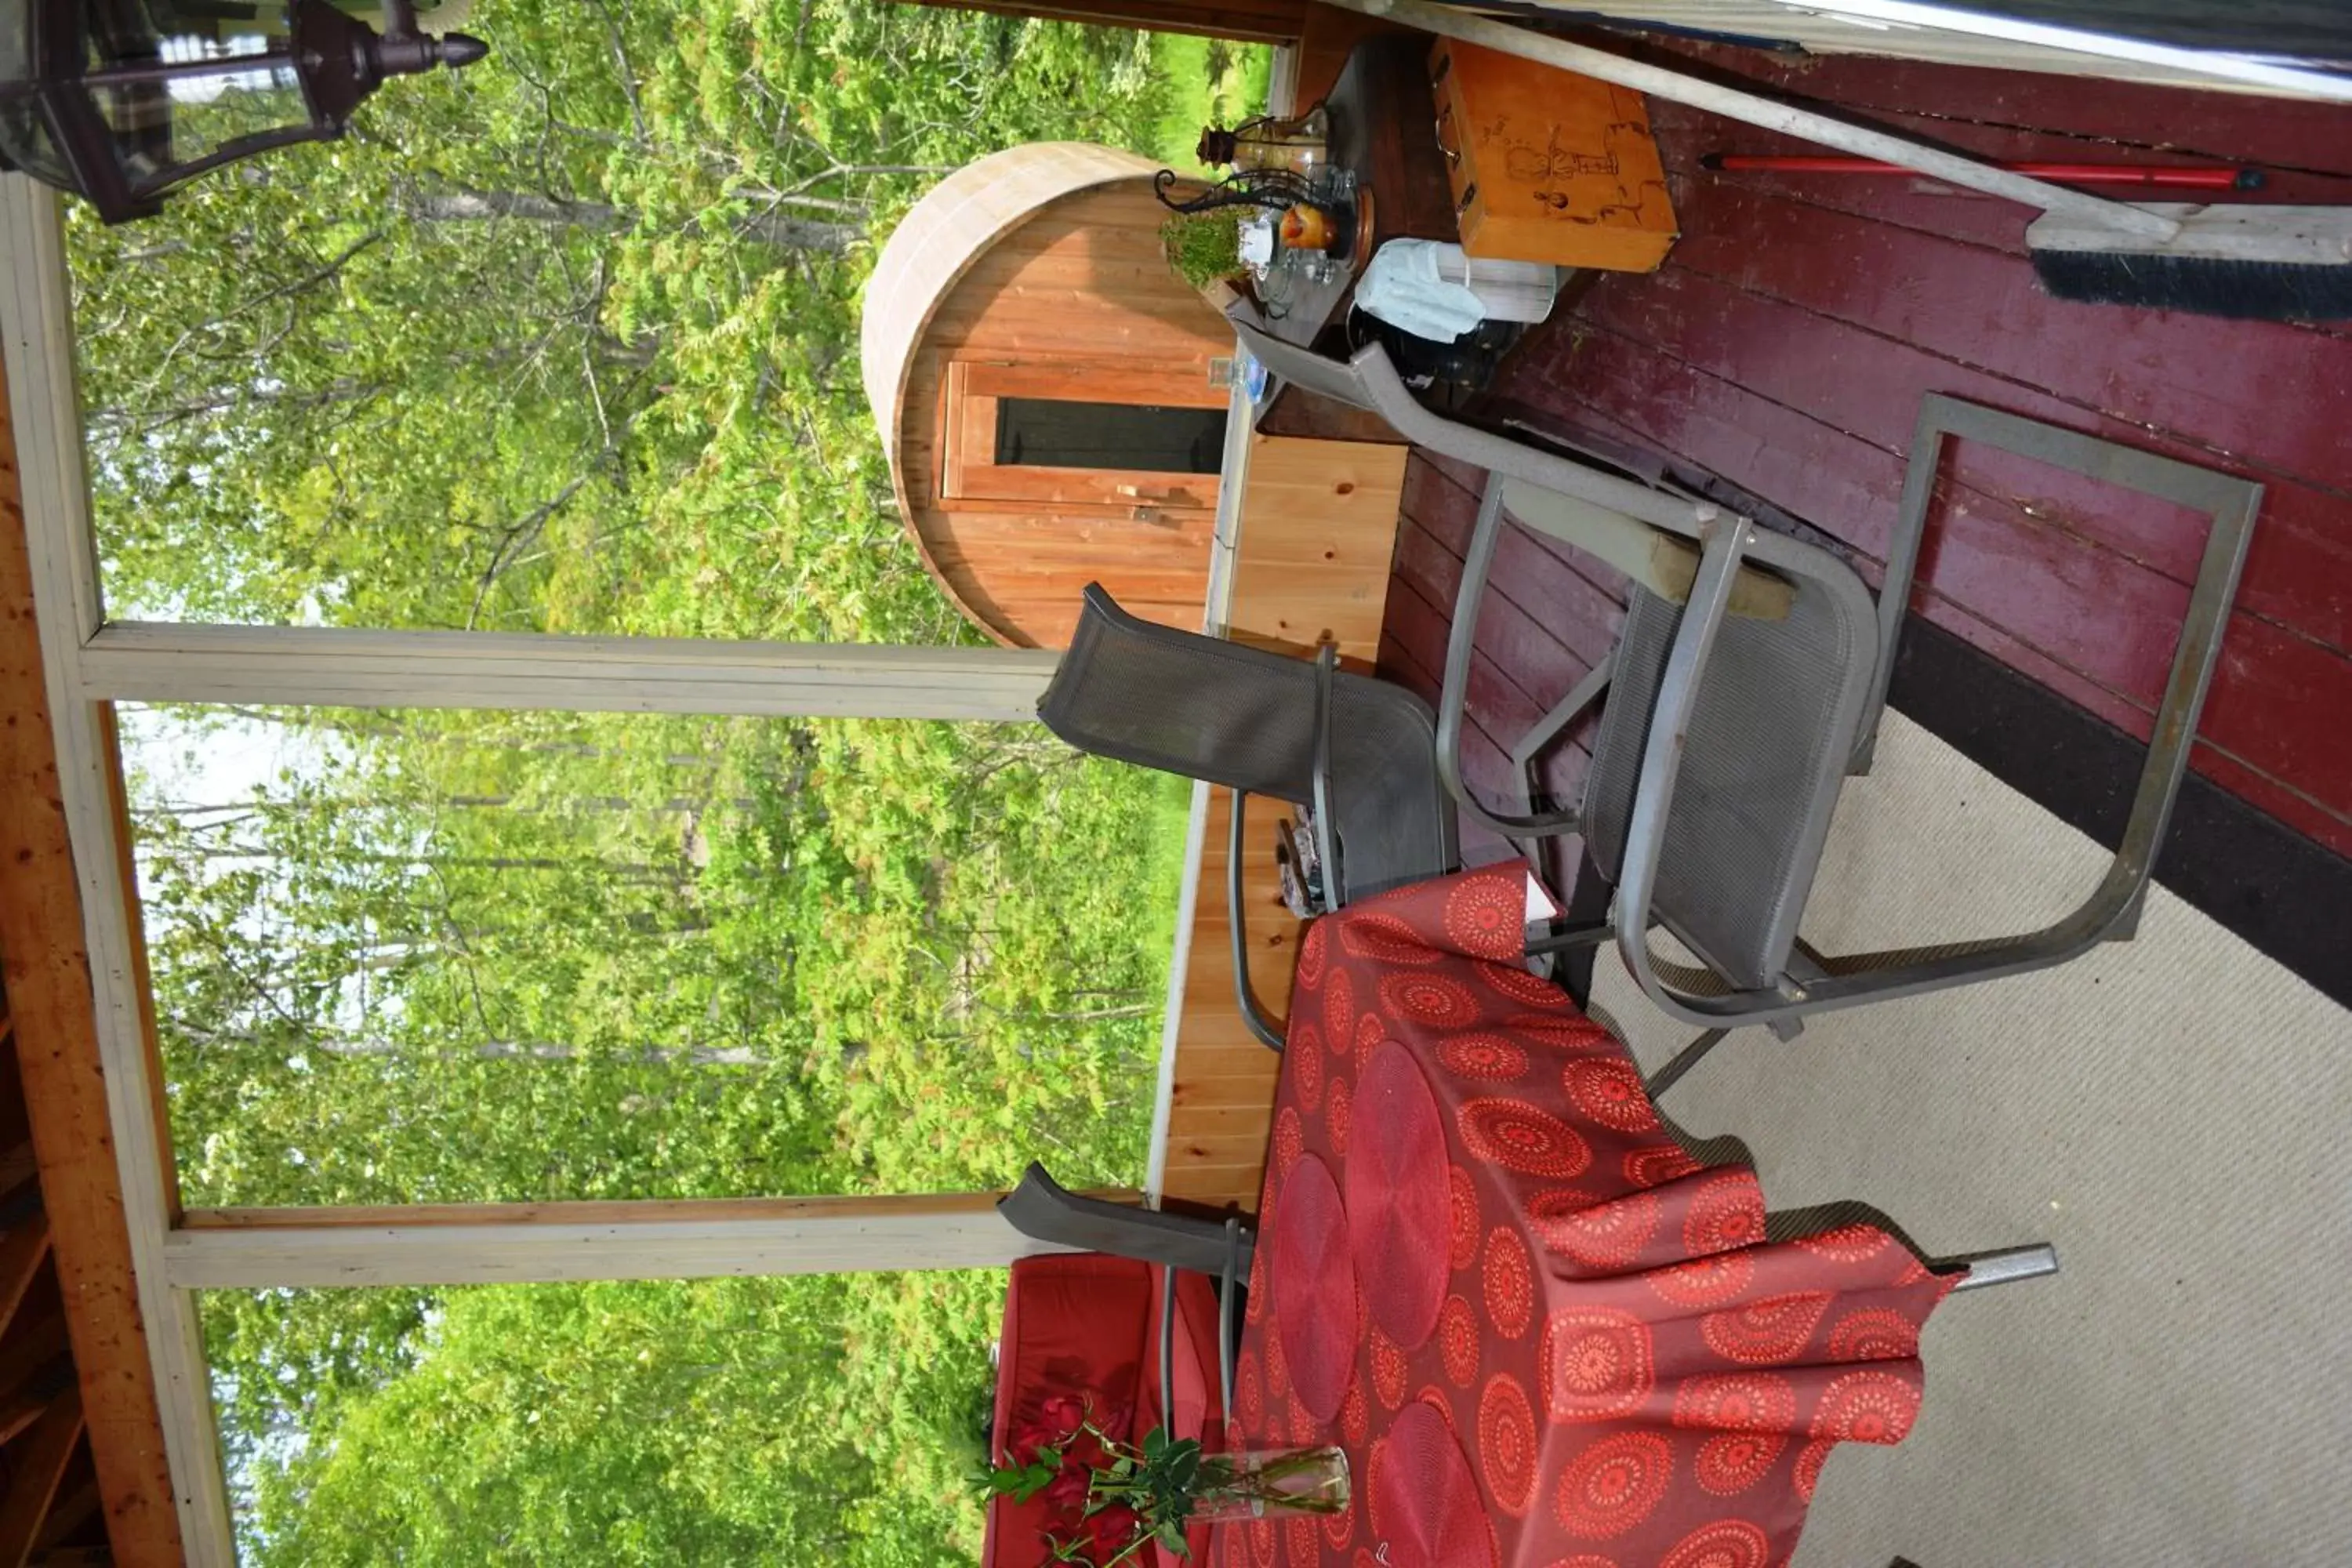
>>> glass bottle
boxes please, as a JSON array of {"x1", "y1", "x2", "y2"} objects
[{"x1": 1196, "y1": 104, "x2": 1330, "y2": 179}]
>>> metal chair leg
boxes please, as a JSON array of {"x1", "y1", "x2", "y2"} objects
[{"x1": 1642, "y1": 1027, "x2": 1731, "y2": 1099}]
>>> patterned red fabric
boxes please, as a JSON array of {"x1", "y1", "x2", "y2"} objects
[
  {"x1": 1273, "y1": 1154, "x2": 1357, "y2": 1424},
  {"x1": 1370, "y1": 1402, "x2": 1497, "y2": 1568},
  {"x1": 1214, "y1": 865, "x2": 1957, "y2": 1568},
  {"x1": 1348, "y1": 1042, "x2": 1452, "y2": 1349}
]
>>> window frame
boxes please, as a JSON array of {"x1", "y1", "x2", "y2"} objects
[{"x1": 938, "y1": 358, "x2": 1226, "y2": 514}]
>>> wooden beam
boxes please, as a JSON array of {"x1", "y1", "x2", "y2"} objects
[
  {"x1": 73, "y1": 621, "x2": 1061, "y2": 723},
  {"x1": 0, "y1": 179, "x2": 193, "y2": 1568},
  {"x1": 1497, "y1": 478, "x2": 1796, "y2": 621},
  {"x1": 0, "y1": 1146, "x2": 36, "y2": 1208},
  {"x1": 0, "y1": 1390, "x2": 84, "y2": 1568},
  {"x1": 165, "y1": 1192, "x2": 1104, "y2": 1288},
  {"x1": 32, "y1": 1474, "x2": 98, "y2": 1555}
]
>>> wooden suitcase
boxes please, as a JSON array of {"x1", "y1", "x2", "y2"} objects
[{"x1": 1429, "y1": 37, "x2": 1678, "y2": 271}]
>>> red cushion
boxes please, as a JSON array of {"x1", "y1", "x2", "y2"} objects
[{"x1": 983, "y1": 1253, "x2": 1227, "y2": 1568}]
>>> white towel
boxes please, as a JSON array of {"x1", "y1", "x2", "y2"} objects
[{"x1": 1355, "y1": 238, "x2": 1487, "y2": 343}]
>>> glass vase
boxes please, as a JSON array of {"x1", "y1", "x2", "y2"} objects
[{"x1": 1188, "y1": 1445, "x2": 1351, "y2": 1523}]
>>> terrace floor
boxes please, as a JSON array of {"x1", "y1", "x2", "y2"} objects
[{"x1": 1364, "y1": 40, "x2": 2352, "y2": 1568}]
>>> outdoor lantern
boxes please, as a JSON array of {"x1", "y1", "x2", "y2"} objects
[{"x1": 0, "y1": 0, "x2": 486, "y2": 222}]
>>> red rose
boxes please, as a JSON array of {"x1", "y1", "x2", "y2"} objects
[
  {"x1": 1005, "y1": 1419, "x2": 1059, "y2": 1466},
  {"x1": 1038, "y1": 1392, "x2": 1087, "y2": 1441},
  {"x1": 1084, "y1": 1504, "x2": 1144, "y2": 1558},
  {"x1": 1044, "y1": 1463, "x2": 1091, "y2": 1514}
]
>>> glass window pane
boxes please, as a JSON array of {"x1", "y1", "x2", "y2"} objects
[
  {"x1": 126, "y1": 702, "x2": 1191, "y2": 1207},
  {"x1": 996, "y1": 398, "x2": 1228, "y2": 474},
  {"x1": 205, "y1": 1272, "x2": 1001, "y2": 1563},
  {"x1": 62, "y1": 7, "x2": 1194, "y2": 635}
]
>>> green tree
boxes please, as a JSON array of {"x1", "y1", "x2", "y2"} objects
[{"x1": 78, "y1": 2, "x2": 1225, "y2": 1557}]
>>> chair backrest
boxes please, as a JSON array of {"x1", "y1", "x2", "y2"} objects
[
  {"x1": 1037, "y1": 585, "x2": 1457, "y2": 900},
  {"x1": 1581, "y1": 576, "x2": 1877, "y2": 990},
  {"x1": 1039, "y1": 584, "x2": 1323, "y2": 800}
]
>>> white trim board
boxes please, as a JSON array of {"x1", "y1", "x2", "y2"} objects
[
  {"x1": 165, "y1": 1204, "x2": 1074, "y2": 1290},
  {"x1": 1144, "y1": 376, "x2": 1258, "y2": 1203}
]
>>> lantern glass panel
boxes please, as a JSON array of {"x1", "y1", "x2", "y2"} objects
[
  {"x1": 91, "y1": 40, "x2": 303, "y2": 183},
  {"x1": 0, "y1": 97, "x2": 74, "y2": 186}
]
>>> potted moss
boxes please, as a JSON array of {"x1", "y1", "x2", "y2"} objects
[{"x1": 1161, "y1": 209, "x2": 1245, "y2": 291}]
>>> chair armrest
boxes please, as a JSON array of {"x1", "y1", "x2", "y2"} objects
[
  {"x1": 999, "y1": 1163, "x2": 1258, "y2": 1279},
  {"x1": 1436, "y1": 477, "x2": 1602, "y2": 839},
  {"x1": 1228, "y1": 789, "x2": 1287, "y2": 1052},
  {"x1": 1309, "y1": 646, "x2": 1341, "y2": 909}
]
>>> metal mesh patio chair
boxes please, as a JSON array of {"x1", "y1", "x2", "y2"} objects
[
  {"x1": 1233, "y1": 318, "x2": 2256, "y2": 1053},
  {"x1": 1037, "y1": 583, "x2": 1459, "y2": 1047},
  {"x1": 997, "y1": 1162, "x2": 1249, "y2": 1438}
]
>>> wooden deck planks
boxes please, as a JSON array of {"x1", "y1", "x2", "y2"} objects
[
  {"x1": 1154, "y1": 434, "x2": 1410, "y2": 1212},
  {"x1": 1656, "y1": 39, "x2": 2352, "y2": 184},
  {"x1": 1436, "y1": 38, "x2": 2352, "y2": 862}
]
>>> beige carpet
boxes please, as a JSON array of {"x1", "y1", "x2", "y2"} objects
[{"x1": 1586, "y1": 711, "x2": 2352, "y2": 1568}]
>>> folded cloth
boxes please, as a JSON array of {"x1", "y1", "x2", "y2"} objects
[{"x1": 1355, "y1": 238, "x2": 1487, "y2": 342}]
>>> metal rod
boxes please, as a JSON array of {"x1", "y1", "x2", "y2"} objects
[
  {"x1": 1950, "y1": 1243, "x2": 2061, "y2": 1291},
  {"x1": 1439, "y1": 479, "x2": 1591, "y2": 837},
  {"x1": 1708, "y1": 154, "x2": 2259, "y2": 190},
  {"x1": 1227, "y1": 789, "x2": 1287, "y2": 1051},
  {"x1": 1641, "y1": 1028, "x2": 1730, "y2": 1099}
]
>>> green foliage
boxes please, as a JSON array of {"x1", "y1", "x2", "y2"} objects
[
  {"x1": 70, "y1": 2, "x2": 1218, "y2": 1560},
  {"x1": 245, "y1": 1273, "x2": 1000, "y2": 1567},
  {"x1": 1143, "y1": 34, "x2": 1276, "y2": 174}
]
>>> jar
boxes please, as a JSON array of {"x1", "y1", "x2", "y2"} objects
[{"x1": 1197, "y1": 104, "x2": 1330, "y2": 178}]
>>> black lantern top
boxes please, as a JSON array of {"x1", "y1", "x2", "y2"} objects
[{"x1": 0, "y1": 0, "x2": 486, "y2": 221}]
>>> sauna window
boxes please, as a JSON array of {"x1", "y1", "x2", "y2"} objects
[
  {"x1": 937, "y1": 361, "x2": 1229, "y2": 513},
  {"x1": 995, "y1": 398, "x2": 1227, "y2": 474}
]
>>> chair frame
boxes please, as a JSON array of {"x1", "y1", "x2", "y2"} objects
[{"x1": 1235, "y1": 320, "x2": 2260, "y2": 1033}]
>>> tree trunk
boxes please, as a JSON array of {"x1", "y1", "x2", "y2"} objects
[
  {"x1": 313, "y1": 1035, "x2": 764, "y2": 1067},
  {"x1": 408, "y1": 191, "x2": 860, "y2": 253}
]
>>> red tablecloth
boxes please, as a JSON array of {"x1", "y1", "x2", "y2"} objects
[{"x1": 1214, "y1": 865, "x2": 1955, "y2": 1568}]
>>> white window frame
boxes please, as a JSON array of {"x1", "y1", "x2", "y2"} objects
[{"x1": 0, "y1": 176, "x2": 1089, "y2": 1565}]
